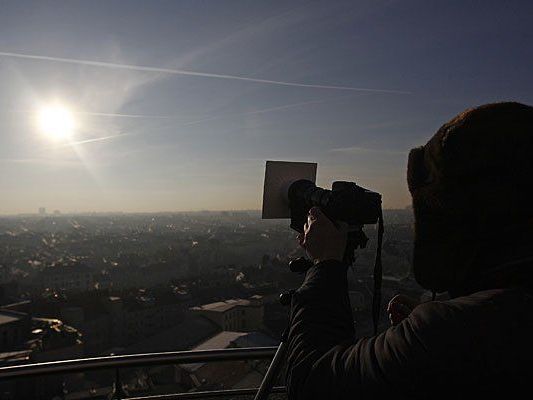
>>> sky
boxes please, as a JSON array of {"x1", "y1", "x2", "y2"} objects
[{"x1": 0, "y1": 0, "x2": 532, "y2": 214}]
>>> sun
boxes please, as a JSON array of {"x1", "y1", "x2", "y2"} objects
[{"x1": 37, "y1": 104, "x2": 76, "y2": 141}]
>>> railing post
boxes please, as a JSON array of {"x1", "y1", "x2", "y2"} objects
[
  {"x1": 253, "y1": 339, "x2": 288, "y2": 400},
  {"x1": 112, "y1": 367, "x2": 126, "y2": 400}
]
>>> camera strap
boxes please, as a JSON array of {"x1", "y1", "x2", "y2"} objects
[{"x1": 371, "y1": 208, "x2": 384, "y2": 335}]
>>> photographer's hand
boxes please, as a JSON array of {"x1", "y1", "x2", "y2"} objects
[
  {"x1": 298, "y1": 207, "x2": 348, "y2": 264},
  {"x1": 387, "y1": 294, "x2": 419, "y2": 326}
]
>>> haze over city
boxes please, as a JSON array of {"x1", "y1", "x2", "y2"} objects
[{"x1": 1, "y1": 0, "x2": 532, "y2": 214}]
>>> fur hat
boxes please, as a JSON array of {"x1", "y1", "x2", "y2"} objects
[{"x1": 407, "y1": 102, "x2": 533, "y2": 292}]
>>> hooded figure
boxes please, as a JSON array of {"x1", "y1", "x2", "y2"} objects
[
  {"x1": 286, "y1": 102, "x2": 533, "y2": 399},
  {"x1": 408, "y1": 102, "x2": 533, "y2": 295}
]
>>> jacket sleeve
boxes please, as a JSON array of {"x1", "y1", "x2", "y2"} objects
[{"x1": 285, "y1": 260, "x2": 473, "y2": 400}]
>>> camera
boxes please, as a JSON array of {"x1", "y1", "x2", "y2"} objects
[
  {"x1": 261, "y1": 161, "x2": 383, "y2": 261},
  {"x1": 261, "y1": 161, "x2": 384, "y2": 334},
  {"x1": 287, "y1": 179, "x2": 382, "y2": 234}
]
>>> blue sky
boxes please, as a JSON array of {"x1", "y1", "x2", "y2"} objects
[{"x1": 0, "y1": 0, "x2": 532, "y2": 213}]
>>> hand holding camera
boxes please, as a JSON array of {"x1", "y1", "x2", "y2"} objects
[{"x1": 298, "y1": 207, "x2": 348, "y2": 264}]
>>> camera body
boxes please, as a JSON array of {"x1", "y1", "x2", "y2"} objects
[
  {"x1": 261, "y1": 161, "x2": 382, "y2": 270},
  {"x1": 287, "y1": 179, "x2": 382, "y2": 233}
]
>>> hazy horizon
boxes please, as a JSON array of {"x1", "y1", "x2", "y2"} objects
[
  {"x1": 0, "y1": 205, "x2": 414, "y2": 217},
  {"x1": 1, "y1": 1, "x2": 532, "y2": 214}
]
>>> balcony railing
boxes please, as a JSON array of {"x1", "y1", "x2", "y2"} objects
[{"x1": 0, "y1": 347, "x2": 286, "y2": 399}]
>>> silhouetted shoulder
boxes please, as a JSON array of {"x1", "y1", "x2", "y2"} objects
[
  {"x1": 409, "y1": 288, "x2": 533, "y2": 336},
  {"x1": 404, "y1": 287, "x2": 533, "y2": 396}
]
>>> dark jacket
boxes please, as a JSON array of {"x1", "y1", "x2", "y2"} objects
[{"x1": 286, "y1": 260, "x2": 533, "y2": 399}]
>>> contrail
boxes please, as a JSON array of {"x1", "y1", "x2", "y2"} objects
[
  {"x1": 29, "y1": 134, "x2": 127, "y2": 154},
  {"x1": 52, "y1": 134, "x2": 127, "y2": 149},
  {"x1": 181, "y1": 96, "x2": 353, "y2": 126},
  {"x1": 78, "y1": 111, "x2": 173, "y2": 119},
  {"x1": 8, "y1": 109, "x2": 175, "y2": 119},
  {"x1": 243, "y1": 97, "x2": 341, "y2": 115},
  {"x1": 0, "y1": 51, "x2": 410, "y2": 94}
]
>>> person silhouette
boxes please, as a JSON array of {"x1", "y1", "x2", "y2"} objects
[{"x1": 286, "y1": 102, "x2": 533, "y2": 399}]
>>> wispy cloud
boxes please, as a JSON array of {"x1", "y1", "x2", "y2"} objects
[
  {"x1": 0, "y1": 157, "x2": 84, "y2": 167},
  {"x1": 0, "y1": 51, "x2": 410, "y2": 94},
  {"x1": 76, "y1": 111, "x2": 173, "y2": 119},
  {"x1": 180, "y1": 96, "x2": 352, "y2": 127},
  {"x1": 329, "y1": 146, "x2": 406, "y2": 155}
]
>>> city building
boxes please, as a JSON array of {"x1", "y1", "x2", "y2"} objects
[
  {"x1": 0, "y1": 309, "x2": 31, "y2": 352},
  {"x1": 178, "y1": 330, "x2": 277, "y2": 391},
  {"x1": 0, "y1": 309, "x2": 82, "y2": 365},
  {"x1": 39, "y1": 264, "x2": 95, "y2": 293},
  {"x1": 190, "y1": 295, "x2": 264, "y2": 332}
]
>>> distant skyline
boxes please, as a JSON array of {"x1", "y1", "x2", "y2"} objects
[{"x1": 1, "y1": 1, "x2": 532, "y2": 214}]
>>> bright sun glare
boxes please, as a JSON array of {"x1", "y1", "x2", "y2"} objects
[{"x1": 37, "y1": 104, "x2": 76, "y2": 141}]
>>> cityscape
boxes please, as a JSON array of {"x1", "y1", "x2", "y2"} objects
[
  {"x1": 0, "y1": 0, "x2": 531, "y2": 397},
  {"x1": 0, "y1": 208, "x2": 421, "y2": 399}
]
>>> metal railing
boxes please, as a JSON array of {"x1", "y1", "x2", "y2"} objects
[{"x1": 0, "y1": 347, "x2": 286, "y2": 399}]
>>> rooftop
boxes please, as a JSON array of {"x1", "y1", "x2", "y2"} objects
[
  {"x1": 124, "y1": 316, "x2": 220, "y2": 354},
  {"x1": 233, "y1": 332, "x2": 278, "y2": 348},
  {"x1": 0, "y1": 310, "x2": 26, "y2": 325},
  {"x1": 0, "y1": 350, "x2": 32, "y2": 365},
  {"x1": 192, "y1": 296, "x2": 262, "y2": 313},
  {"x1": 181, "y1": 331, "x2": 275, "y2": 372},
  {"x1": 40, "y1": 264, "x2": 93, "y2": 276}
]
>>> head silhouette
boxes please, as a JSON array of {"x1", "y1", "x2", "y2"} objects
[{"x1": 407, "y1": 102, "x2": 533, "y2": 294}]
